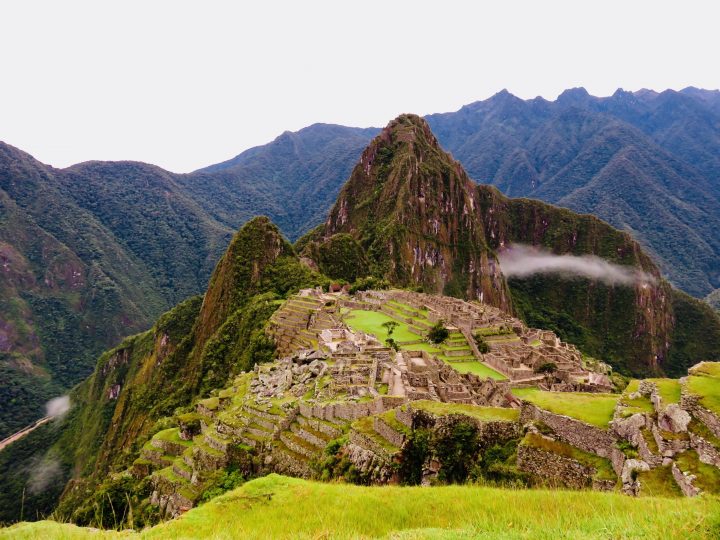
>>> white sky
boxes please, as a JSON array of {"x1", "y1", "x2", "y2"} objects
[{"x1": 1, "y1": 1, "x2": 718, "y2": 172}]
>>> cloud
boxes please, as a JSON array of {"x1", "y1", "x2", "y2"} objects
[
  {"x1": 45, "y1": 395, "x2": 70, "y2": 418},
  {"x1": 26, "y1": 458, "x2": 62, "y2": 495},
  {"x1": 498, "y1": 244, "x2": 656, "y2": 286}
]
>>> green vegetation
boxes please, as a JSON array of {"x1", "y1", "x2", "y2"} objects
[
  {"x1": 512, "y1": 388, "x2": 618, "y2": 428},
  {"x1": 667, "y1": 292, "x2": 720, "y2": 376},
  {"x1": 675, "y1": 450, "x2": 720, "y2": 494},
  {"x1": 451, "y1": 361, "x2": 506, "y2": 380},
  {"x1": 686, "y1": 362, "x2": 720, "y2": 415},
  {"x1": 636, "y1": 464, "x2": 683, "y2": 497},
  {"x1": 536, "y1": 362, "x2": 558, "y2": 374},
  {"x1": 344, "y1": 309, "x2": 419, "y2": 342},
  {"x1": 472, "y1": 332, "x2": 490, "y2": 353},
  {"x1": 649, "y1": 378, "x2": 682, "y2": 406},
  {"x1": 5, "y1": 474, "x2": 720, "y2": 538},
  {"x1": 427, "y1": 320, "x2": 449, "y2": 344},
  {"x1": 618, "y1": 380, "x2": 655, "y2": 416}
]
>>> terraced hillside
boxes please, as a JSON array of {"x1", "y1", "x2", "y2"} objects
[{"x1": 88, "y1": 289, "x2": 720, "y2": 523}]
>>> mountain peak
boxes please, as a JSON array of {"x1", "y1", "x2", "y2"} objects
[
  {"x1": 313, "y1": 116, "x2": 510, "y2": 307},
  {"x1": 557, "y1": 87, "x2": 591, "y2": 106},
  {"x1": 376, "y1": 113, "x2": 440, "y2": 149}
]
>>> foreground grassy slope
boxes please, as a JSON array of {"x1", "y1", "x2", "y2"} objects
[{"x1": 3, "y1": 474, "x2": 719, "y2": 539}]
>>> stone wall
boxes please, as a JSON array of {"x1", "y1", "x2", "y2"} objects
[
  {"x1": 520, "y1": 402, "x2": 617, "y2": 458},
  {"x1": 517, "y1": 444, "x2": 596, "y2": 490},
  {"x1": 373, "y1": 416, "x2": 406, "y2": 447},
  {"x1": 681, "y1": 393, "x2": 720, "y2": 439},
  {"x1": 298, "y1": 396, "x2": 406, "y2": 422},
  {"x1": 689, "y1": 432, "x2": 720, "y2": 468},
  {"x1": 671, "y1": 463, "x2": 700, "y2": 496},
  {"x1": 349, "y1": 429, "x2": 395, "y2": 462}
]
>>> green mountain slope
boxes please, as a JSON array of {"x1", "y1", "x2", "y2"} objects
[
  {"x1": 0, "y1": 144, "x2": 232, "y2": 439},
  {"x1": 2, "y1": 119, "x2": 719, "y2": 524}
]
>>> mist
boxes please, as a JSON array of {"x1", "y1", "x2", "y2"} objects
[
  {"x1": 26, "y1": 458, "x2": 63, "y2": 495},
  {"x1": 45, "y1": 395, "x2": 70, "y2": 418},
  {"x1": 498, "y1": 244, "x2": 656, "y2": 286}
]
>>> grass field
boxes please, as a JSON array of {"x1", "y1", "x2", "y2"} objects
[
  {"x1": 3, "y1": 474, "x2": 719, "y2": 539},
  {"x1": 687, "y1": 363, "x2": 720, "y2": 415},
  {"x1": 344, "y1": 309, "x2": 420, "y2": 343},
  {"x1": 451, "y1": 361, "x2": 506, "y2": 380},
  {"x1": 343, "y1": 309, "x2": 506, "y2": 380},
  {"x1": 512, "y1": 388, "x2": 619, "y2": 428},
  {"x1": 648, "y1": 378, "x2": 682, "y2": 407}
]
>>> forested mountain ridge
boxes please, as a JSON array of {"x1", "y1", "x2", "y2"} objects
[
  {"x1": 0, "y1": 143, "x2": 233, "y2": 438},
  {"x1": 425, "y1": 87, "x2": 720, "y2": 296},
  {"x1": 301, "y1": 114, "x2": 719, "y2": 377}
]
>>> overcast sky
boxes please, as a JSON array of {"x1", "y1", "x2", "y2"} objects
[{"x1": 1, "y1": 1, "x2": 718, "y2": 172}]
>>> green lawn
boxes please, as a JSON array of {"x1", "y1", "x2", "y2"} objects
[
  {"x1": 618, "y1": 380, "x2": 654, "y2": 416},
  {"x1": 343, "y1": 309, "x2": 419, "y2": 343},
  {"x1": 4, "y1": 474, "x2": 719, "y2": 539},
  {"x1": 636, "y1": 464, "x2": 683, "y2": 497},
  {"x1": 451, "y1": 361, "x2": 507, "y2": 380},
  {"x1": 687, "y1": 363, "x2": 720, "y2": 415},
  {"x1": 676, "y1": 450, "x2": 720, "y2": 494},
  {"x1": 512, "y1": 388, "x2": 619, "y2": 428},
  {"x1": 153, "y1": 428, "x2": 191, "y2": 446},
  {"x1": 648, "y1": 378, "x2": 682, "y2": 407}
]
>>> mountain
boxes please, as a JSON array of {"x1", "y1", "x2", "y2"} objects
[
  {"x1": 0, "y1": 144, "x2": 233, "y2": 439},
  {"x1": 0, "y1": 124, "x2": 378, "y2": 440},
  {"x1": 301, "y1": 114, "x2": 719, "y2": 376},
  {"x1": 425, "y1": 88, "x2": 720, "y2": 297},
  {"x1": 0, "y1": 216, "x2": 326, "y2": 524},
  {"x1": 2, "y1": 116, "x2": 719, "y2": 526},
  {"x1": 181, "y1": 124, "x2": 380, "y2": 240}
]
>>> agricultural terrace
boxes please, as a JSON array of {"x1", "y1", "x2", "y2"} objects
[
  {"x1": 512, "y1": 388, "x2": 619, "y2": 428},
  {"x1": 686, "y1": 362, "x2": 720, "y2": 415},
  {"x1": 342, "y1": 304, "x2": 506, "y2": 380}
]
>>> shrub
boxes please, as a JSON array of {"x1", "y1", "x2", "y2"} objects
[
  {"x1": 385, "y1": 338, "x2": 399, "y2": 351},
  {"x1": 428, "y1": 320, "x2": 449, "y2": 344},
  {"x1": 536, "y1": 362, "x2": 558, "y2": 374},
  {"x1": 473, "y1": 333, "x2": 490, "y2": 354}
]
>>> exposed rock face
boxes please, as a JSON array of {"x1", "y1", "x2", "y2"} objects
[{"x1": 659, "y1": 404, "x2": 691, "y2": 433}]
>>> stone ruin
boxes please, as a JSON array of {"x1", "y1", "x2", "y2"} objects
[{"x1": 352, "y1": 289, "x2": 612, "y2": 391}]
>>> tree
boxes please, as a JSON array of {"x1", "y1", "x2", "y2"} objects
[
  {"x1": 385, "y1": 338, "x2": 399, "y2": 351},
  {"x1": 536, "y1": 362, "x2": 558, "y2": 374},
  {"x1": 473, "y1": 333, "x2": 490, "y2": 354},
  {"x1": 428, "y1": 320, "x2": 449, "y2": 344},
  {"x1": 381, "y1": 321, "x2": 399, "y2": 336}
]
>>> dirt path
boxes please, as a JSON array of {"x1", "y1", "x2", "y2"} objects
[{"x1": 0, "y1": 416, "x2": 52, "y2": 452}]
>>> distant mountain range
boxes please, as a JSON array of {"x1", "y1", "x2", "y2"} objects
[{"x1": 1, "y1": 87, "x2": 719, "y2": 438}]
